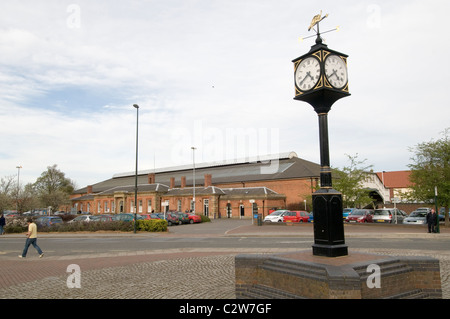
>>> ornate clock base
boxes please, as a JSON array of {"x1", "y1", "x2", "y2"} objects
[{"x1": 312, "y1": 188, "x2": 348, "y2": 257}]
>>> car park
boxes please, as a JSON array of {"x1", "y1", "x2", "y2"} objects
[
  {"x1": 283, "y1": 211, "x2": 310, "y2": 223},
  {"x1": 263, "y1": 210, "x2": 289, "y2": 223},
  {"x1": 345, "y1": 209, "x2": 373, "y2": 223},
  {"x1": 403, "y1": 210, "x2": 427, "y2": 225},
  {"x1": 372, "y1": 208, "x2": 406, "y2": 224},
  {"x1": 35, "y1": 216, "x2": 63, "y2": 227}
]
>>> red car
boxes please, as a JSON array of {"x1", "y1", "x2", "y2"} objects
[
  {"x1": 187, "y1": 213, "x2": 202, "y2": 224},
  {"x1": 283, "y1": 211, "x2": 310, "y2": 223},
  {"x1": 345, "y1": 209, "x2": 373, "y2": 223}
]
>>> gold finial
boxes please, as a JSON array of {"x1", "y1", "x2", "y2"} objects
[{"x1": 308, "y1": 10, "x2": 329, "y2": 32}]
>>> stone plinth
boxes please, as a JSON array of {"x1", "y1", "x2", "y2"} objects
[{"x1": 235, "y1": 250, "x2": 442, "y2": 299}]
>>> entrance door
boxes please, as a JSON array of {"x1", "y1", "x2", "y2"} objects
[
  {"x1": 204, "y1": 199, "x2": 209, "y2": 217},
  {"x1": 240, "y1": 205, "x2": 245, "y2": 219}
]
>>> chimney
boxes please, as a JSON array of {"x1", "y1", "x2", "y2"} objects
[
  {"x1": 148, "y1": 173, "x2": 155, "y2": 184},
  {"x1": 181, "y1": 176, "x2": 186, "y2": 188},
  {"x1": 204, "y1": 174, "x2": 212, "y2": 187},
  {"x1": 87, "y1": 185, "x2": 93, "y2": 194},
  {"x1": 170, "y1": 177, "x2": 175, "y2": 189}
]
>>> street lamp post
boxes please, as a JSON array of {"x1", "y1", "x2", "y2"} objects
[
  {"x1": 133, "y1": 104, "x2": 139, "y2": 234},
  {"x1": 435, "y1": 186, "x2": 440, "y2": 234},
  {"x1": 191, "y1": 146, "x2": 196, "y2": 213},
  {"x1": 16, "y1": 166, "x2": 22, "y2": 214}
]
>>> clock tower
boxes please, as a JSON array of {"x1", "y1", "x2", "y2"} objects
[{"x1": 293, "y1": 13, "x2": 350, "y2": 257}]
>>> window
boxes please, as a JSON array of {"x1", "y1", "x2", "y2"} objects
[
  {"x1": 105, "y1": 201, "x2": 108, "y2": 213},
  {"x1": 177, "y1": 199, "x2": 182, "y2": 212},
  {"x1": 147, "y1": 199, "x2": 152, "y2": 213},
  {"x1": 139, "y1": 200, "x2": 143, "y2": 213}
]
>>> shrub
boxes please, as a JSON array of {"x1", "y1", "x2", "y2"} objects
[
  {"x1": 136, "y1": 219, "x2": 168, "y2": 232},
  {"x1": 3, "y1": 216, "x2": 168, "y2": 233},
  {"x1": 4, "y1": 217, "x2": 28, "y2": 233},
  {"x1": 199, "y1": 215, "x2": 211, "y2": 223}
]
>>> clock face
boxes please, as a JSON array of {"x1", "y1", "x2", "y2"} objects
[
  {"x1": 295, "y1": 57, "x2": 321, "y2": 92},
  {"x1": 324, "y1": 55, "x2": 348, "y2": 89}
]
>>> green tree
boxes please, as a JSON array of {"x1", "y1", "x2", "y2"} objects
[
  {"x1": 33, "y1": 164, "x2": 75, "y2": 212},
  {"x1": 332, "y1": 154, "x2": 374, "y2": 208},
  {"x1": 408, "y1": 128, "x2": 450, "y2": 226}
]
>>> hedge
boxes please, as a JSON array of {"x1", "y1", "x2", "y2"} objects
[{"x1": 3, "y1": 217, "x2": 168, "y2": 233}]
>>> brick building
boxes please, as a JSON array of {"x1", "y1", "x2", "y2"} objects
[{"x1": 70, "y1": 152, "x2": 321, "y2": 219}]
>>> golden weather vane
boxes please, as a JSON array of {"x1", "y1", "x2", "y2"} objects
[
  {"x1": 308, "y1": 10, "x2": 329, "y2": 32},
  {"x1": 299, "y1": 11, "x2": 339, "y2": 43}
]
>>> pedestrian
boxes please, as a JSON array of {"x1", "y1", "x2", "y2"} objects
[
  {"x1": 19, "y1": 218, "x2": 44, "y2": 258},
  {"x1": 426, "y1": 209, "x2": 437, "y2": 233},
  {"x1": 0, "y1": 213, "x2": 5, "y2": 235}
]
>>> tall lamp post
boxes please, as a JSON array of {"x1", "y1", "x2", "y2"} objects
[
  {"x1": 191, "y1": 146, "x2": 196, "y2": 213},
  {"x1": 133, "y1": 104, "x2": 139, "y2": 234},
  {"x1": 16, "y1": 165, "x2": 22, "y2": 214}
]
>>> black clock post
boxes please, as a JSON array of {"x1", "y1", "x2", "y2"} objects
[
  {"x1": 293, "y1": 29, "x2": 349, "y2": 257},
  {"x1": 235, "y1": 15, "x2": 442, "y2": 299}
]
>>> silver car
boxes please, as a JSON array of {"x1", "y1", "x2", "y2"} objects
[
  {"x1": 264, "y1": 210, "x2": 289, "y2": 223},
  {"x1": 403, "y1": 210, "x2": 427, "y2": 225},
  {"x1": 372, "y1": 208, "x2": 407, "y2": 224}
]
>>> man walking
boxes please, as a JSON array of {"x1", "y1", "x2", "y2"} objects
[
  {"x1": 426, "y1": 209, "x2": 437, "y2": 233},
  {"x1": 19, "y1": 218, "x2": 44, "y2": 258}
]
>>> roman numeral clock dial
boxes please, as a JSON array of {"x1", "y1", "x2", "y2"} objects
[
  {"x1": 324, "y1": 54, "x2": 348, "y2": 89},
  {"x1": 295, "y1": 57, "x2": 321, "y2": 92}
]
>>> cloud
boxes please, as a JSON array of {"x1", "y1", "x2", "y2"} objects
[{"x1": 0, "y1": 0, "x2": 449, "y2": 189}]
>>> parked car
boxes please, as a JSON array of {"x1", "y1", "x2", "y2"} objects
[
  {"x1": 91, "y1": 214, "x2": 114, "y2": 222},
  {"x1": 263, "y1": 210, "x2": 289, "y2": 223},
  {"x1": 283, "y1": 211, "x2": 310, "y2": 223},
  {"x1": 4, "y1": 211, "x2": 19, "y2": 218},
  {"x1": 372, "y1": 208, "x2": 406, "y2": 224},
  {"x1": 112, "y1": 213, "x2": 144, "y2": 222},
  {"x1": 345, "y1": 209, "x2": 373, "y2": 223},
  {"x1": 403, "y1": 210, "x2": 428, "y2": 225},
  {"x1": 187, "y1": 213, "x2": 202, "y2": 224},
  {"x1": 156, "y1": 213, "x2": 179, "y2": 226},
  {"x1": 308, "y1": 212, "x2": 314, "y2": 223},
  {"x1": 69, "y1": 215, "x2": 97, "y2": 223},
  {"x1": 173, "y1": 212, "x2": 190, "y2": 224},
  {"x1": 342, "y1": 208, "x2": 355, "y2": 220},
  {"x1": 35, "y1": 216, "x2": 63, "y2": 227}
]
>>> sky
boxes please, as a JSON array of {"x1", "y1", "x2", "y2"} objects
[{"x1": 1, "y1": 0, "x2": 449, "y2": 190}]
